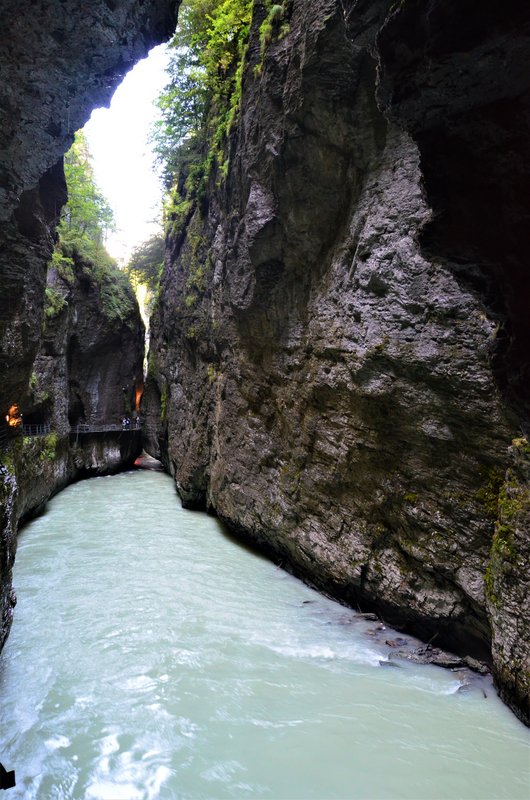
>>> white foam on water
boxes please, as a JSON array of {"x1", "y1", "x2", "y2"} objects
[
  {"x1": 124, "y1": 674, "x2": 157, "y2": 693},
  {"x1": 87, "y1": 743, "x2": 172, "y2": 800},
  {"x1": 44, "y1": 734, "x2": 71, "y2": 750},
  {"x1": 99, "y1": 733, "x2": 120, "y2": 756},
  {"x1": 145, "y1": 765, "x2": 172, "y2": 799},
  {"x1": 178, "y1": 716, "x2": 200, "y2": 739},
  {"x1": 74, "y1": 694, "x2": 95, "y2": 709},
  {"x1": 171, "y1": 647, "x2": 201, "y2": 667},
  {"x1": 257, "y1": 637, "x2": 384, "y2": 667},
  {"x1": 251, "y1": 717, "x2": 305, "y2": 729},
  {"x1": 201, "y1": 759, "x2": 246, "y2": 783},
  {"x1": 85, "y1": 780, "x2": 143, "y2": 800}
]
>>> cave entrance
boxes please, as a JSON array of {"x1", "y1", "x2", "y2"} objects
[{"x1": 22, "y1": 409, "x2": 50, "y2": 427}]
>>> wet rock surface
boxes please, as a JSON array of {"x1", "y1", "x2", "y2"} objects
[
  {"x1": 0, "y1": 466, "x2": 17, "y2": 652},
  {"x1": 145, "y1": 0, "x2": 530, "y2": 723},
  {"x1": 310, "y1": 601, "x2": 493, "y2": 694}
]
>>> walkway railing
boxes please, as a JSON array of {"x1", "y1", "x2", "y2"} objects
[
  {"x1": 70, "y1": 420, "x2": 142, "y2": 434},
  {"x1": 22, "y1": 423, "x2": 51, "y2": 437},
  {"x1": 1, "y1": 420, "x2": 141, "y2": 449}
]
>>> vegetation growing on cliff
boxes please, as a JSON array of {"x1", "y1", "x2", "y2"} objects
[
  {"x1": 258, "y1": 1, "x2": 290, "y2": 63},
  {"x1": 125, "y1": 233, "x2": 165, "y2": 294},
  {"x1": 44, "y1": 286, "x2": 67, "y2": 320},
  {"x1": 124, "y1": 232, "x2": 165, "y2": 316},
  {"x1": 59, "y1": 130, "x2": 115, "y2": 263},
  {"x1": 48, "y1": 132, "x2": 136, "y2": 324},
  {"x1": 152, "y1": 0, "x2": 253, "y2": 230}
]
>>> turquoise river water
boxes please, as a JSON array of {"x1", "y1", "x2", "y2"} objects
[{"x1": 0, "y1": 461, "x2": 528, "y2": 799}]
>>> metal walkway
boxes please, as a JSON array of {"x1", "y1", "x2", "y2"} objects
[
  {"x1": 0, "y1": 421, "x2": 141, "y2": 449},
  {"x1": 22, "y1": 424, "x2": 52, "y2": 436},
  {"x1": 70, "y1": 422, "x2": 142, "y2": 434}
]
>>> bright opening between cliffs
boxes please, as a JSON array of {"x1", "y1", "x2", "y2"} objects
[{"x1": 83, "y1": 43, "x2": 170, "y2": 264}]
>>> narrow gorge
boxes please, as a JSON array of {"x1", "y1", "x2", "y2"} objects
[
  {"x1": 0, "y1": 0, "x2": 177, "y2": 652},
  {"x1": 1, "y1": 0, "x2": 529, "y2": 741}
]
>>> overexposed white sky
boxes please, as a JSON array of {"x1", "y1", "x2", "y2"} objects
[{"x1": 83, "y1": 43, "x2": 170, "y2": 264}]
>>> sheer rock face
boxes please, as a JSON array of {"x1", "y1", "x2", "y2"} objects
[
  {"x1": 376, "y1": 0, "x2": 530, "y2": 725},
  {"x1": 0, "y1": 467, "x2": 17, "y2": 652},
  {"x1": 30, "y1": 255, "x2": 145, "y2": 433},
  {"x1": 145, "y1": 0, "x2": 530, "y2": 722},
  {"x1": 0, "y1": 0, "x2": 177, "y2": 652}
]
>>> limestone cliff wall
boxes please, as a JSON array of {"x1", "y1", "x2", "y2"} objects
[{"x1": 145, "y1": 0, "x2": 530, "y2": 723}]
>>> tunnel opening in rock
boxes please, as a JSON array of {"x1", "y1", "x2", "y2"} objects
[
  {"x1": 21, "y1": 406, "x2": 51, "y2": 429},
  {"x1": 68, "y1": 396, "x2": 87, "y2": 428}
]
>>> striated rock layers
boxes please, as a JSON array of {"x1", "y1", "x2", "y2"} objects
[
  {"x1": 0, "y1": 0, "x2": 178, "y2": 649},
  {"x1": 145, "y1": 0, "x2": 530, "y2": 723}
]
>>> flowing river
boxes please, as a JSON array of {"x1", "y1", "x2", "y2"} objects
[{"x1": 0, "y1": 459, "x2": 528, "y2": 799}]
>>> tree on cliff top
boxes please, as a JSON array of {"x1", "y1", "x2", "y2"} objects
[
  {"x1": 47, "y1": 132, "x2": 135, "y2": 324},
  {"x1": 60, "y1": 130, "x2": 115, "y2": 252},
  {"x1": 122, "y1": 231, "x2": 165, "y2": 318},
  {"x1": 125, "y1": 233, "x2": 165, "y2": 294},
  {"x1": 151, "y1": 0, "x2": 253, "y2": 198}
]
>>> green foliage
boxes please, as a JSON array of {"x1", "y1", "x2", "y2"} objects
[
  {"x1": 58, "y1": 130, "x2": 115, "y2": 260},
  {"x1": 485, "y1": 525, "x2": 517, "y2": 607},
  {"x1": 97, "y1": 266, "x2": 136, "y2": 323},
  {"x1": 163, "y1": 194, "x2": 193, "y2": 240},
  {"x1": 40, "y1": 432, "x2": 58, "y2": 462},
  {"x1": 125, "y1": 233, "x2": 165, "y2": 294},
  {"x1": 0, "y1": 451, "x2": 15, "y2": 471},
  {"x1": 475, "y1": 466, "x2": 504, "y2": 519},
  {"x1": 484, "y1": 559, "x2": 497, "y2": 605},
  {"x1": 511, "y1": 436, "x2": 530, "y2": 455},
  {"x1": 185, "y1": 231, "x2": 210, "y2": 295},
  {"x1": 259, "y1": 1, "x2": 289, "y2": 61},
  {"x1": 50, "y1": 250, "x2": 75, "y2": 284},
  {"x1": 48, "y1": 132, "x2": 136, "y2": 325},
  {"x1": 152, "y1": 0, "x2": 253, "y2": 221},
  {"x1": 483, "y1": 459, "x2": 528, "y2": 606},
  {"x1": 44, "y1": 286, "x2": 67, "y2": 319},
  {"x1": 160, "y1": 383, "x2": 168, "y2": 422}
]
